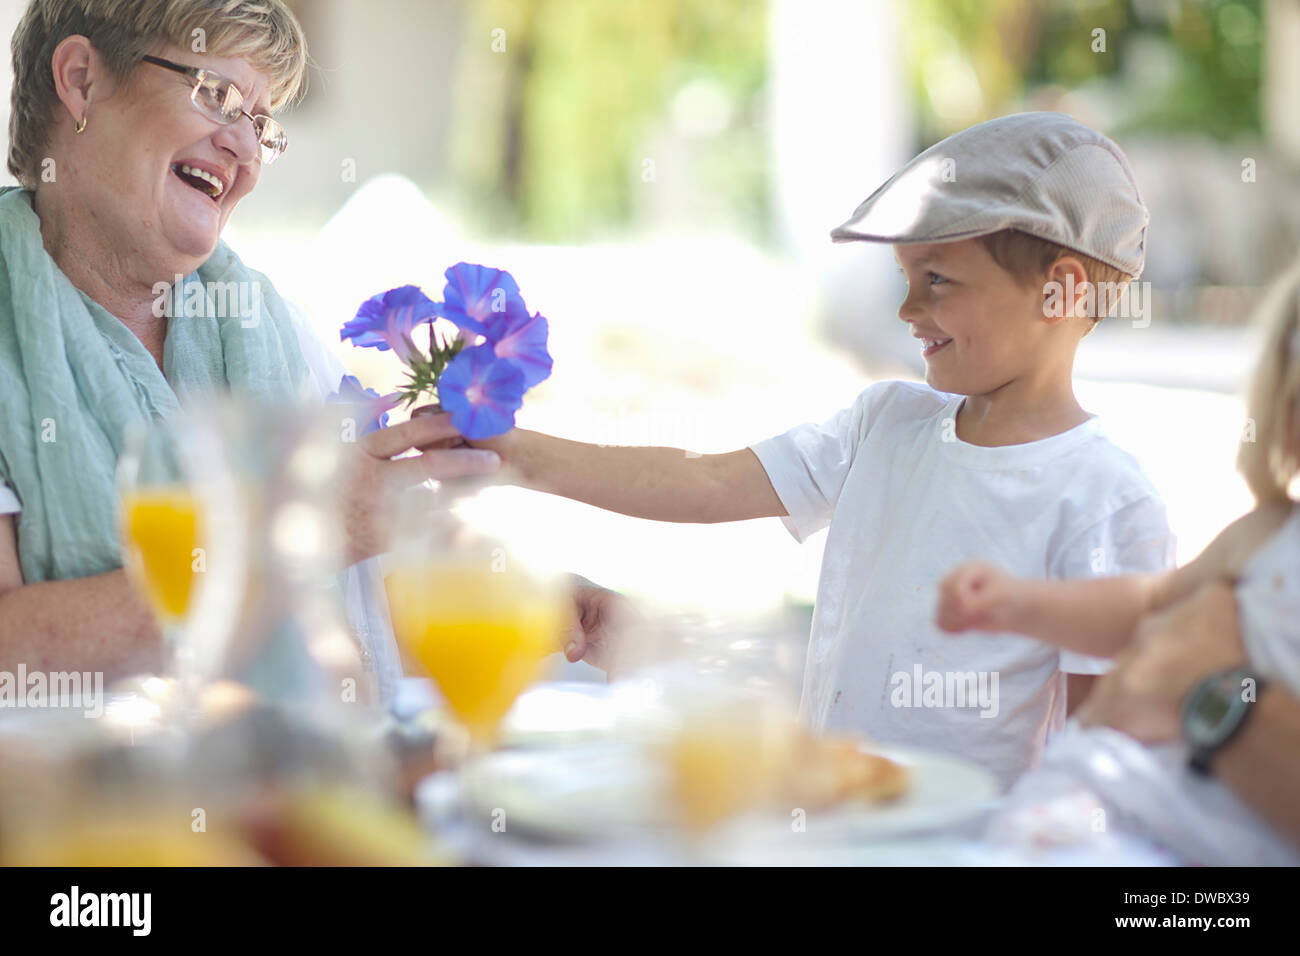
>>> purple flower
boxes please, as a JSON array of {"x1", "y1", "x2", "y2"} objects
[
  {"x1": 482, "y1": 299, "x2": 553, "y2": 389},
  {"x1": 438, "y1": 344, "x2": 526, "y2": 439},
  {"x1": 341, "y1": 285, "x2": 438, "y2": 364},
  {"x1": 435, "y1": 262, "x2": 524, "y2": 336},
  {"x1": 330, "y1": 374, "x2": 399, "y2": 434}
]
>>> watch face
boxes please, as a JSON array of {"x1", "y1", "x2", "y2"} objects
[
  {"x1": 1185, "y1": 673, "x2": 1247, "y2": 748},
  {"x1": 1197, "y1": 695, "x2": 1231, "y2": 726}
]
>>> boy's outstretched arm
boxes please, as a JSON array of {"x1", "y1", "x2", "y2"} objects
[{"x1": 477, "y1": 429, "x2": 788, "y2": 523}]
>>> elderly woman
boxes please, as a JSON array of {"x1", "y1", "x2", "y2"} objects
[{"x1": 0, "y1": 0, "x2": 619, "y2": 691}]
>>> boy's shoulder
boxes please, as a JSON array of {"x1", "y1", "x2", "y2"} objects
[
  {"x1": 1064, "y1": 419, "x2": 1163, "y2": 500},
  {"x1": 853, "y1": 379, "x2": 956, "y2": 422},
  {"x1": 1051, "y1": 421, "x2": 1173, "y2": 562},
  {"x1": 840, "y1": 383, "x2": 1165, "y2": 509}
]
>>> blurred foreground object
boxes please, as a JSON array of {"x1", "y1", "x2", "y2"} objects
[
  {"x1": 0, "y1": 683, "x2": 448, "y2": 866},
  {"x1": 1, "y1": 399, "x2": 454, "y2": 865}
]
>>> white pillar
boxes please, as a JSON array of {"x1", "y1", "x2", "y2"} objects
[
  {"x1": 1264, "y1": 0, "x2": 1300, "y2": 165},
  {"x1": 768, "y1": 0, "x2": 917, "y2": 368}
]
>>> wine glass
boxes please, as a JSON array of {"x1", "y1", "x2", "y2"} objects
[
  {"x1": 117, "y1": 418, "x2": 204, "y2": 656},
  {"x1": 116, "y1": 407, "x2": 252, "y2": 713},
  {"x1": 383, "y1": 479, "x2": 569, "y2": 854}
]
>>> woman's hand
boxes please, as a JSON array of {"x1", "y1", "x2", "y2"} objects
[
  {"x1": 1076, "y1": 582, "x2": 1245, "y2": 744},
  {"x1": 563, "y1": 575, "x2": 638, "y2": 673},
  {"x1": 341, "y1": 415, "x2": 500, "y2": 565},
  {"x1": 410, "y1": 406, "x2": 523, "y2": 460},
  {"x1": 935, "y1": 560, "x2": 1023, "y2": 634}
]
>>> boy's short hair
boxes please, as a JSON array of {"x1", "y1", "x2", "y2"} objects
[{"x1": 978, "y1": 229, "x2": 1133, "y2": 322}]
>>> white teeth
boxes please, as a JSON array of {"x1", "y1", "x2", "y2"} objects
[{"x1": 174, "y1": 163, "x2": 224, "y2": 198}]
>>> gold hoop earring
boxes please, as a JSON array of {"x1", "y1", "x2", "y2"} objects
[{"x1": 74, "y1": 115, "x2": 87, "y2": 134}]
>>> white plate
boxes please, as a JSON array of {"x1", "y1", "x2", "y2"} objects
[
  {"x1": 498, "y1": 681, "x2": 618, "y2": 748},
  {"x1": 726, "y1": 745, "x2": 999, "y2": 850},
  {"x1": 419, "y1": 739, "x2": 999, "y2": 847}
]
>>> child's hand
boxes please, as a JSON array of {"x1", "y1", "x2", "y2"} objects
[
  {"x1": 935, "y1": 561, "x2": 1020, "y2": 634},
  {"x1": 463, "y1": 426, "x2": 519, "y2": 461}
]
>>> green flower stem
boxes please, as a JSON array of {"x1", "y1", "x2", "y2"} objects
[{"x1": 396, "y1": 328, "x2": 468, "y2": 409}]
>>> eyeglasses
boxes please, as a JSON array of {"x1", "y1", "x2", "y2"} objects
[{"x1": 141, "y1": 54, "x2": 288, "y2": 165}]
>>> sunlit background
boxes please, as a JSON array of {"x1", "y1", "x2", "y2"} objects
[{"x1": 2, "y1": 0, "x2": 1289, "y2": 677}]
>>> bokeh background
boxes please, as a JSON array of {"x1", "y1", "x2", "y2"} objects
[{"x1": 1, "y1": 0, "x2": 1290, "y2": 675}]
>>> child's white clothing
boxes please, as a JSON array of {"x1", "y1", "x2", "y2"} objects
[{"x1": 750, "y1": 381, "x2": 1175, "y2": 789}]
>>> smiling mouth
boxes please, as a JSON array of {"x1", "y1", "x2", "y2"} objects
[
  {"x1": 170, "y1": 163, "x2": 225, "y2": 200},
  {"x1": 919, "y1": 336, "x2": 953, "y2": 357}
]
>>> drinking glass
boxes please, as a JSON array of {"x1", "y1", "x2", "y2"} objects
[
  {"x1": 384, "y1": 478, "x2": 569, "y2": 851},
  {"x1": 117, "y1": 418, "x2": 204, "y2": 655}
]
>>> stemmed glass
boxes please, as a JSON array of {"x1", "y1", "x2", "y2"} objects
[
  {"x1": 117, "y1": 418, "x2": 204, "y2": 663},
  {"x1": 116, "y1": 409, "x2": 250, "y2": 716},
  {"x1": 383, "y1": 478, "x2": 569, "y2": 857}
]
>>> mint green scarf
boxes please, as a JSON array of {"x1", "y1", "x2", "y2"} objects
[{"x1": 0, "y1": 187, "x2": 311, "y2": 584}]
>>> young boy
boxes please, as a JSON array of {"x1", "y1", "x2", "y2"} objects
[{"x1": 475, "y1": 113, "x2": 1175, "y2": 789}]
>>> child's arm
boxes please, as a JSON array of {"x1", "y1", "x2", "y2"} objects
[
  {"x1": 936, "y1": 564, "x2": 1167, "y2": 657},
  {"x1": 936, "y1": 503, "x2": 1293, "y2": 657},
  {"x1": 477, "y1": 428, "x2": 788, "y2": 523}
]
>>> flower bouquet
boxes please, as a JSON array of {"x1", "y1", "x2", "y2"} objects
[{"x1": 334, "y1": 263, "x2": 552, "y2": 439}]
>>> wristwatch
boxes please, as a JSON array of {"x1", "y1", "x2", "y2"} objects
[{"x1": 1182, "y1": 668, "x2": 1265, "y2": 776}]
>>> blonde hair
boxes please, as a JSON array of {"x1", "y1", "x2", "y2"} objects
[
  {"x1": 978, "y1": 229, "x2": 1134, "y2": 323},
  {"x1": 9, "y1": 0, "x2": 308, "y2": 186},
  {"x1": 1238, "y1": 259, "x2": 1300, "y2": 504}
]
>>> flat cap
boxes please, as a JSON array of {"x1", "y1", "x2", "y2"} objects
[{"x1": 831, "y1": 112, "x2": 1148, "y2": 277}]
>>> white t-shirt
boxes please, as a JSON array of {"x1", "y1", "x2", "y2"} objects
[
  {"x1": 750, "y1": 381, "x2": 1175, "y2": 789},
  {"x1": 0, "y1": 302, "x2": 405, "y2": 705}
]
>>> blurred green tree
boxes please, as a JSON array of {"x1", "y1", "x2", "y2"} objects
[
  {"x1": 446, "y1": 0, "x2": 767, "y2": 241},
  {"x1": 907, "y1": 0, "x2": 1261, "y2": 144},
  {"x1": 442, "y1": 0, "x2": 1260, "y2": 239}
]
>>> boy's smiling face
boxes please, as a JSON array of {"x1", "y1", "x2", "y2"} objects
[{"x1": 894, "y1": 238, "x2": 1063, "y2": 397}]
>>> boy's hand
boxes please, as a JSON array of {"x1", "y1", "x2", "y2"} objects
[{"x1": 935, "y1": 561, "x2": 1020, "y2": 634}]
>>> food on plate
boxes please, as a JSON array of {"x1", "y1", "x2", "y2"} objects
[{"x1": 783, "y1": 731, "x2": 910, "y2": 808}]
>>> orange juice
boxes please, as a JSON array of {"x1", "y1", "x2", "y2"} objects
[
  {"x1": 664, "y1": 695, "x2": 796, "y2": 830},
  {"x1": 122, "y1": 488, "x2": 201, "y2": 622},
  {"x1": 385, "y1": 562, "x2": 565, "y2": 740},
  {"x1": 666, "y1": 720, "x2": 769, "y2": 829}
]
